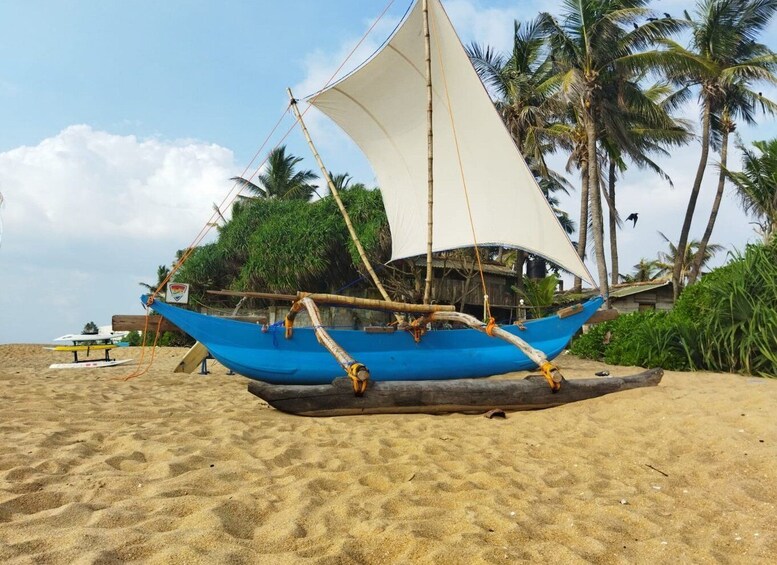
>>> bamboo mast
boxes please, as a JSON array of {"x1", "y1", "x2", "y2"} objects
[
  {"x1": 422, "y1": 0, "x2": 434, "y2": 305},
  {"x1": 287, "y1": 89, "x2": 394, "y2": 306}
]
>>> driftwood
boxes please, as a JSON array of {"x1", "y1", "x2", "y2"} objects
[{"x1": 247, "y1": 368, "x2": 664, "y2": 416}]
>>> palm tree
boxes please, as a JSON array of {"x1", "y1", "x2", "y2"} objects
[
  {"x1": 620, "y1": 258, "x2": 661, "y2": 282},
  {"x1": 651, "y1": 0, "x2": 777, "y2": 298},
  {"x1": 655, "y1": 231, "x2": 723, "y2": 284},
  {"x1": 601, "y1": 79, "x2": 692, "y2": 286},
  {"x1": 723, "y1": 138, "x2": 777, "y2": 243},
  {"x1": 140, "y1": 265, "x2": 171, "y2": 293},
  {"x1": 542, "y1": 0, "x2": 685, "y2": 303},
  {"x1": 468, "y1": 17, "x2": 563, "y2": 176},
  {"x1": 688, "y1": 84, "x2": 777, "y2": 284},
  {"x1": 231, "y1": 145, "x2": 318, "y2": 200}
]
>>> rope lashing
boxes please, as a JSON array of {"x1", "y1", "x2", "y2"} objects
[
  {"x1": 408, "y1": 316, "x2": 430, "y2": 343},
  {"x1": 485, "y1": 317, "x2": 497, "y2": 337},
  {"x1": 285, "y1": 299, "x2": 305, "y2": 339},
  {"x1": 539, "y1": 361, "x2": 563, "y2": 392},
  {"x1": 347, "y1": 362, "x2": 370, "y2": 395}
]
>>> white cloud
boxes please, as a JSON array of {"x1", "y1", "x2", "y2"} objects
[
  {"x1": 443, "y1": 0, "x2": 516, "y2": 52},
  {"x1": 0, "y1": 126, "x2": 236, "y2": 342},
  {"x1": 1, "y1": 125, "x2": 233, "y2": 243}
]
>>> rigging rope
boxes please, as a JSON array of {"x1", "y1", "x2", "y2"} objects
[
  {"x1": 150, "y1": 0, "x2": 398, "y2": 303},
  {"x1": 123, "y1": 0, "x2": 399, "y2": 379}
]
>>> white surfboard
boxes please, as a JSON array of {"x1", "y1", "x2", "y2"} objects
[
  {"x1": 49, "y1": 359, "x2": 133, "y2": 369},
  {"x1": 54, "y1": 333, "x2": 125, "y2": 343}
]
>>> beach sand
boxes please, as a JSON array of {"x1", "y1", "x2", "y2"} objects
[{"x1": 1, "y1": 344, "x2": 776, "y2": 564}]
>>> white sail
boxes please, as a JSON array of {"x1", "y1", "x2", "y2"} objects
[{"x1": 309, "y1": 0, "x2": 594, "y2": 284}]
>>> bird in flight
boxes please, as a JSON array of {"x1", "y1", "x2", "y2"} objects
[{"x1": 626, "y1": 212, "x2": 639, "y2": 227}]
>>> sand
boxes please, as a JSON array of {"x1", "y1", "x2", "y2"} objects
[{"x1": 1, "y1": 344, "x2": 776, "y2": 564}]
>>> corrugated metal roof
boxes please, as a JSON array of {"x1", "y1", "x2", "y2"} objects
[{"x1": 609, "y1": 281, "x2": 671, "y2": 298}]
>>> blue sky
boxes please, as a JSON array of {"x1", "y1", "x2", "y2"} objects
[{"x1": 1, "y1": 0, "x2": 776, "y2": 343}]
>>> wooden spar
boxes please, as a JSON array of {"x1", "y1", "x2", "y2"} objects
[
  {"x1": 422, "y1": 0, "x2": 434, "y2": 305},
  {"x1": 430, "y1": 310, "x2": 563, "y2": 390},
  {"x1": 247, "y1": 368, "x2": 664, "y2": 417},
  {"x1": 207, "y1": 289, "x2": 297, "y2": 302},
  {"x1": 207, "y1": 289, "x2": 455, "y2": 314},
  {"x1": 299, "y1": 292, "x2": 455, "y2": 313},
  {"x1": 296, "y1": 296, "x2": 370, "y2": 393},
  {"x1": 287, "y1": 88, "x2": 397, "y2": 314}
]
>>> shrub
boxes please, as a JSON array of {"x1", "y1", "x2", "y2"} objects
[
  {"x1": 570, "y1": 241, "x2": 777, "y2": 376},
  {"x1": 569, "y1": 320, "x2": 613, "y2": 360}
]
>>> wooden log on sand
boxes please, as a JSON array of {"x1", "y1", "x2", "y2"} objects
[{"x1": 247, "y1": 368, "x2": 664, "y2": 417}]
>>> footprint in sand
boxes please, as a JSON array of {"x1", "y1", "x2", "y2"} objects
[{"x1": 104, "y1": 451, "x2": 148, "y2": 472}]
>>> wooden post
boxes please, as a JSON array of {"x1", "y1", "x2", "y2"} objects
[
  {"x1": 287, "y1": 89, "x2": 396, "y2": 312},
  {"x1": 422, "y1": 0, "x2": 434, "y2": 305}
]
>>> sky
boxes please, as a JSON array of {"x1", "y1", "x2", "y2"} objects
[{"x1": 1, "y1": 0, "x2": 776, "y2": 343}]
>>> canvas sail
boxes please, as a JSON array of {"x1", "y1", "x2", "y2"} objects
[{"x1": 309, "y1": 0, "x2": 594, "y2": 284}]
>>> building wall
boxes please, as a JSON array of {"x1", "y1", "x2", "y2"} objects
[{"x1": 612, "y1": 287, "x2": 674, "y2": 314}]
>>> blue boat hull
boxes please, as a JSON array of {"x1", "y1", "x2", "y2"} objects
[{"x1": 144, "y1": 296, "x2": 604, "y2": 384}]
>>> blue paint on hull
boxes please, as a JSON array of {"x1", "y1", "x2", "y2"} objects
[{"x1": 145, "y1": 296, "x2": 604, "y2": 384}]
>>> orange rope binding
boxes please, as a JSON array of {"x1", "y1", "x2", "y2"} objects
[{"x1": 485, "y1": 317, "x2": 497, "y2": 337}]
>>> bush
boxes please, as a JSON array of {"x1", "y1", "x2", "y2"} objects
[
  {"x1": 570, "y1": 241, "x2": 777, "y2": 376},
  {"x1": 121, "y1": 329, "x2": 193, "y2": 347},
  {"x1": 569, "y1": 311, "x2": 689, "y2": 370},
  {"x1": 569, "y1": 321, "x2": 613, "y2": 360},
  {"x1": 677, "y1": 242, "x2": 777, "y2": 376}
]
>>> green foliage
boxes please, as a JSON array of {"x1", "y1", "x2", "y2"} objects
[
  {"x1": 514, "y1": 274, "x2": 558, "y2": 318},
  {"x1": 569, "y1": 321, "x2": 611, "y2": 360},
  {"x1": 124, "y1": 331, "x2": 142, "y2": 346},
  {"x1": 174, "y1": 186, "x2": 389, "y2": 295},
  {"x1": 121, "y1": 329, "x2": 193, "y2": 347},
  {"x1": 569, "y1": 311, "x2": 689, "y2": 371},
  {"x1": 82, "y1": 321, "x2": 99, "y2": 335},
  {"x1": 230, "y1": 145, "x2": 318, "y2": 200},
  {"x1": 571, "y1": 242, "x2": 777, "y2": 377},
  {"x1": 677, "y1": 241, "x2": 777, "y2": 377},
  {"x1": 725, "y1": 138, "x2": 777, "y2": 243}
]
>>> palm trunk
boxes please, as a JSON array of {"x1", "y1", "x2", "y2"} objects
[
  {"x1": 688, "y1": 125, "x2": 729, "y2": 285},
  {"x1": 572, "y1": 162, "x2": 589, "y2": 293},
  {"x1": 608, "y1": 159, "x2": 619, "y2": 286},
  {"x1": 673, "y1": 98, "x2": 711, "y2": 300},
  {"x1": 585, "y1": 110, "x2": 609, "y2": 305}
]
